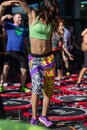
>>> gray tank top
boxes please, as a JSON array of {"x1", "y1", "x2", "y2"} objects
[{"x1": 52, "y1": 32, "x2": 63, "y2": 49}]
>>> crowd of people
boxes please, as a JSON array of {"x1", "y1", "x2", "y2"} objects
[{"x1": 0, "y1": 0, "x2": 87, "y2": 128}]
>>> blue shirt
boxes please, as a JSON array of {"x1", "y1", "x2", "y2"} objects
[{"x1": 5, "y1": 22, "x2": 26, "y2": 52}]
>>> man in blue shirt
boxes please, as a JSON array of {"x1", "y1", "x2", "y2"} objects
[{"x1": 0, "y1": 1, "x2": 29, "y2": 92}]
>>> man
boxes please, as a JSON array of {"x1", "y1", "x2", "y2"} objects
[{"x1": 0, "y1": 1, "x2": 29, "y2": 93}]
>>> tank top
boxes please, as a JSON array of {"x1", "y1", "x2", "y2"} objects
[{"x1": 29, "y1": 17, "x2": 52, "y2": 40}]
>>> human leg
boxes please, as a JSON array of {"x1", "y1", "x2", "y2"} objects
[
  {"x1": 28, "y1": 54, "x2": 44, "y2": 125},
  {"x1": 20, "y1": 68, "x2": 27, "y2": 85},
  {"x1": 39, "y1": 54, "x2": 55, "y2": 127},
  {"x1": 76, "y1": 52, "x2": 87, "y2": 87},
  {"x1": 16, "y1": 54, "x2": 29, "y2": 92},
  {"x1": 0, "y1": 64, "x2": 9, "y2": 92},
  {"x1": 54, "y1": 51, "x2": 63, "y2": 80},
  {"x1": 75, "y1": 67, "x2": 87, "y2": 88},
  {"x1": 0, "y1": 64, "x2": 10, "y2": 84},
  {"x1": 31, "y1": 93, "x2": 39, "y2": 119}
]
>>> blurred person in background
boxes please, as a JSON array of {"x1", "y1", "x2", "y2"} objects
[{"x1": 0, "y1": 0, "x2": 30, "y2": 93}]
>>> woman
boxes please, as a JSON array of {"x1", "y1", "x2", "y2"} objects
[
  {"x1": 52, "y1": 18, "x2": 74, "y2": 81},
  {"x1": 75, "y1": 28, "x2": 87, "y2": 89},
  {"x1": 17, "y1": 0, "x2": 59, "y2": 127}
]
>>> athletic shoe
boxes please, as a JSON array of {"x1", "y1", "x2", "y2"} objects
[
  {"x1": 75, "y1": 83, "x2": 81, "y2": 90},
  {"x1": 39, "y1": 116, "x2": 53, "y2": 127},
  {"x1": 19, "y1": 85, "x2": 30, "y2": 92},
  {"x1": 30, "y1": 118, "x2": 38, "y2": 125},
  {"x1": 0, "y1": 85, "x2": 4, "y2": 92},
  {"x1": 75, "y1": 83, "x2": 81, "y2": 88}
]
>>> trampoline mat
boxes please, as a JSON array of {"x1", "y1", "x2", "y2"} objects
[
  {"x1": 61, "y1": 86, "x2": 87, "y2": 95},
  {"x1": 55, "y1": 95, "x2": 87, "y2": 102},
  {"x1": 64, "y1": 78, "x2": 78, "y2": 82},
  {"x1": 3, "y1": 98, "x2": 32, "y2": 110},
  {"x1": 47, "y1": 107, "x2": 86, "y2": 117},
  {"x1": 46, "y1": 107, "x2": 87, "y2": 121},
  {"x1": 70, "y1": 87, "x2": 87, "y2": 92}
]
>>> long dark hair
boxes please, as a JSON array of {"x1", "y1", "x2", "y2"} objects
[{"x1": 37, "y1": 0, "x2": 59, "y2": 25}]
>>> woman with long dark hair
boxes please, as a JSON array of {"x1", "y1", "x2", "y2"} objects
[{"x1": 17, "y1": 0, "x2": 59, "y2": 127}]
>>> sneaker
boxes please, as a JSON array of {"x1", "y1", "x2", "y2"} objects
[
  {"x1": 75, "y1": 83, "x2": 81, "y2": 90},
  {"x1": 39, "y1": 116, "x2": 53, "y2": 127},
  {"x1": 19, "y1": 85, "x2": 30, "y2": 92},
  {"x1": 75, "y1": 83, "x2": 81, "y2": 88},
  {"x1": 0, "y1": 85, "x2": 4, "y2": 92},
  {"x1": 30, "y1": 118, "x2": 38, "y2": 125}
]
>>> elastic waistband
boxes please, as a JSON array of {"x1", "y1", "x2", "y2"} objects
[
  {"x1": 30, "y1": 51, "x2": 53, "y2": 58},
  {"x1": 6, "y1": 51, "x2": 24, "y2": 55}
]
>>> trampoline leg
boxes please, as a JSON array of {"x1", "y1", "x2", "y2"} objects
[
  {"x1": 0, "y1": 96, "x2": 6, "y2": 119},
  {"x1": 18, "y1": 109, "x2": 21, "y2": 121}
]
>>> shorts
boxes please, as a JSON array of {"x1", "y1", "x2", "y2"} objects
[
  {"x1": 83, "y1": 52, "x2": 87, "y2": 68},
  {"x1": 54, "y1": 50, "x2": 62, "y2": 69},
  {"x1": 4, "y1": 51, "x2": 28, "y2": 69},
  {"x1": 28, "y1": 52, "x2": 55, "y2": 97}
]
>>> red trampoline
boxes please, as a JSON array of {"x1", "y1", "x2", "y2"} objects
[
  {"x1": 75, "y1": 102, "x2": 87, "y2": 109},
  {"x1": 0, "y1": 83, "x2": 31, "y2": 98},
  {"x1": 51, "y1": 94, "x2": 87, "y2": 104},
  {"x1": 47, "y1": 107, "x2": 87, "y2": 121},
  {"x1": 61, "y1": 85, "x2": 87, "y2": 95}
]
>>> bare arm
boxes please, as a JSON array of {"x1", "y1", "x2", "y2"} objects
[
  {"x1": 1, "y1": 14, "x2": 13, "y2": 24},
  {"x1": 17, "y1": 0, "x2": 36, "y2": 24},
  {"x1": 62, "y1": 45, "x2": 74, "y2": 60},
  {"x1": 17, "y1": 0, "x2": 31, "y2": 14},
  {"x1": 0, "y1": 1, "x2": 18, "y2": 21}
]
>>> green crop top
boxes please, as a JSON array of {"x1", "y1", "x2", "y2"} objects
[{"x1": 29, "y1": 17, "x2": 52, "y2": 40}]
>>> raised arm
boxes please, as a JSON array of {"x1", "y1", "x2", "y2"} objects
[
  {"x1": 1, "y1": 14, "x2": 13, "y2": 24},
  {"x1": 17, "y1": 0, "x2": 36, "y2": 24},
  {"x1": 0, "y1": 0, "x2": 18, "y2": 21}
]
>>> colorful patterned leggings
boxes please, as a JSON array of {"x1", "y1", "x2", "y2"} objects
[{"x1": 28, "y1": 53, "x2": 55, "y2": 97}]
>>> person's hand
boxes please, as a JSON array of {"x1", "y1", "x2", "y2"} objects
[
  {"x1": 5, "y1": 14, "x2": 13, "y2": 20},
  {"x1": 1, "y1": 0, "x2": 19, "y2": 8},
  {"x1": 68, "y1": 54, "x2": 74, "y2": 60},
  {"x1": 1, "y1": 14, "x2": 13, "y2": 23}
]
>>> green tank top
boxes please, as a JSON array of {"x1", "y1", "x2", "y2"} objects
[{"x1": 29, "y1": 17, "x2": 52, "y2": 40}]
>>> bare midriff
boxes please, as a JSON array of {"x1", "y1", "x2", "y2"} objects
[{"x1": 30, "y1": 38, "x2": 52, "y2": 54}]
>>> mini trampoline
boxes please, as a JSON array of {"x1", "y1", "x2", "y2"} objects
[
  {"x1": 3, "y1": 98, "x2": 32, "y2": 111},
  {"x1": 0, "y1": 83, "x2": 31, "y2": 98},
  {"x1": 61, "y1": 85, "x2": 87, "y2": 95},
  {"x1": 75, "y1": 102, "x2": 87, "y2": 109},
  {"x1": 64, "y1": 77, "x2": 78, "y2": 84},
  {"x1": 47, "y1": 107, "x2": 87, "y2": 121},
  {"x1": 62, "y1": 74, "x2": 78, "y2": 80},
  {"x1": 51, "y1": 95, "x2": 87, "y2": 104},
  {"x1": 3, "y1": 97, "x2": 32, "y2": 120}
]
